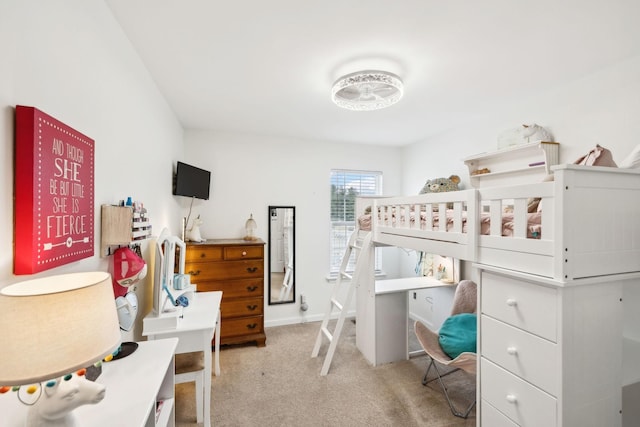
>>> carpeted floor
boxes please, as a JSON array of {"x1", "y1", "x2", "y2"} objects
[{"x1": 175, "y1": 320, "x2": 475, "y2": 427}]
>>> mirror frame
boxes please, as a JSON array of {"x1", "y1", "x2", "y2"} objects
[{"x1": 268, "y1": 206, "x2": 295, "y2": 305}]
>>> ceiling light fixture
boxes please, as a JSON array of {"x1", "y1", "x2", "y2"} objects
[{"x1": 331, "y1": 70, "x2": 404, "y2": 111}]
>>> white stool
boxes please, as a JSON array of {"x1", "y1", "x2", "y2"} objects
[{"x1": 175, "y1": 351, "x2": 206, "y2": 425}]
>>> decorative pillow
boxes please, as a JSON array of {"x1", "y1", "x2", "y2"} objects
[
  {"x1": 419, "y1": 175, "x2": 461, "y2": 194},
  {"x1": 620, "y1": 144, "x2": 640, "y2": 169},
  {"x1": 574, "y1": 144, "x2": 617, "y2": 167},
  {"x1": 438, "y1": 313, "x2": 477, "y2": 359}
]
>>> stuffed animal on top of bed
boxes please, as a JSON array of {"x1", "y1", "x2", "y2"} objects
[{"x1": 419, "y1": 175, "x2": 461, "y2": 194}]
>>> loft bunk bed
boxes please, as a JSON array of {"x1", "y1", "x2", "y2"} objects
[
  {"x1": 349, "y1": 159, "x2": 640, "y2": 426},
  {"x1": 360, "y1": 164, "x2": 640, "y2": 281}
]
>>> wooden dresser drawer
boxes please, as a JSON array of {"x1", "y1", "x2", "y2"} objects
[
  {"x1": 481, "y1": 271, "x2": 557, "y2": 342},
  {"x1": 224, "y1": 245, "x2": 263, "y2": 260},
  {"x1": 185, "y1": 239, "x2": 266, "y2": 347},
  {"x1": 481, "y1": 314, "x2": 559, "y2": 396},
  {"x1": 222, "y1": 297, "x2": 263, "y2": 318},
  {"x1": 481, "y1": 400, "x2": 519, "y2": 427},
  {"x1": 186, "y1": 259, "x2": 263, "y2": 280},
  {"x1": 221, "y1": 315, "x2": 263, "y2": 338},
  {"x1": 481, "y1": 358, "x2": 557, "y2": 427},
  {"x1": 184, "y1": 245, "x2": 223, "y2": 262},
  {"x1": 196, "y1": 278, "x2": 263, "y2": 298}
]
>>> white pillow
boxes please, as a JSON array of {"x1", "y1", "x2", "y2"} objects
[{"x1": 620, "y1": 144, "x2": 640, "y2": 169}]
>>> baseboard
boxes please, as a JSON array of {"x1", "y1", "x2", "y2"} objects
[{"x1": 264, "y1": 310, "x2": 356, "y2": 328}]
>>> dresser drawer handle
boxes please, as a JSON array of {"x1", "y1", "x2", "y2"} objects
[
  {"x1": 246, "y1": 323, "x2": 258, "y2": 330},
  {"x1": 242, "y1": 251, "x2": 247, "y2": 256},
  {"x1": 506, "y1": 395, "x2": 518, "y2": 404},
  {"x1": 247, "y1": 286, "x2": 258, "y2": 292},
  {"x1": 200, "y1": 253, "x2": 206, "y2": 258},
  {"x1": 247, "y1": 267, "x2": 258, "y2": 273},
  {"x1": 507, "y1": 346, "x2": 518, "y2": 356},
  {"x1": 247, "y1": 305, "x2": 258, "y2": 311},
  {"x1": 506, "y1": 298, "x2": 517, "y2": 307},
  {"x1": 188, "y1": 270, "x2": 201, "y2": 276}
]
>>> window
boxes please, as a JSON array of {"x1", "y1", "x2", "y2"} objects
[{"x1": 330, "y1": 169, "x2": 382, "y2": 275}]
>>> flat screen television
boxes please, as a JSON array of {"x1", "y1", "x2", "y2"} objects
[{"x1": 173, "y1": 161, "x2": 211, "y2": 200}]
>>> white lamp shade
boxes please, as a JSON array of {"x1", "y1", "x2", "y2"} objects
[{"x1": 0, "y1": 271, "x2": 121, "y2": 386}]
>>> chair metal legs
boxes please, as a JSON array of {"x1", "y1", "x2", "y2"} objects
[{"x1": 422, "y1": 358, "x2": 476, "y2": 419}]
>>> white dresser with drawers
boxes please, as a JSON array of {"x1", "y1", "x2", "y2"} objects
[{"x1": 476, "y1": 265, "x2": 630, "y2": 427}]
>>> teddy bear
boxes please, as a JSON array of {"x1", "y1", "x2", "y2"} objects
[{"x1": 419, "y1": 175, "x2": 461, "y2": 194}]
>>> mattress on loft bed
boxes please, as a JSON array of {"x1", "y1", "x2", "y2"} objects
[{"x1": 358, "y1": 209, "x2": 542, "y2": 239}]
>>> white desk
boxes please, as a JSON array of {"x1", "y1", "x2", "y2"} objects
[
  {"x1": 143, "y1": 291, "x2": 222, "y2": 427},
  {"x1": 1, "y1": 338, "x2": 178, "y2": 427},
  {"x1": 357, "y1": 276, "x2": 455, "y2": 366}
]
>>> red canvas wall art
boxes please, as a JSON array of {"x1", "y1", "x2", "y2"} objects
[{"x1": 14, "y1": 106, "x2": 94, "y2": 274}]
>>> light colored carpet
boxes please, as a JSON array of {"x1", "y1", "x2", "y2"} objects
[{"x1": 175, "y1": 320, "x2": 475, "y2": 427}]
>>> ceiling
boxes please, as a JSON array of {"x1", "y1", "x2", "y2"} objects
[{"x1": 106, "y1": 0, "x2": 640, "y2": 146}]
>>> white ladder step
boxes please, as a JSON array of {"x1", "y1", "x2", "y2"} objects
[{"x1": 311, "y1": 231, "x2": 373, "y2": 375}]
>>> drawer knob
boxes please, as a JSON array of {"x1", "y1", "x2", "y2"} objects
[
  {"x1": 247, "y1": 286, "x2": 258, "y2": 292},
  {"x1": 188, "y1": 270, "x2": 201, "y2": 276},
  {"x1": 507, "y1": 346, "x2": 518, "y2": 356},
  {"x1": 246, "y1": 323, "x2": 258, "y2": 330},
  {"x1": 200, "y1": 253, "x2": 206, "y2": 258},
  {"x1": 247, "y1": 305, "x2": 258, "y2": 311},
  {"x1": 506, "y1": 395, "x2": 518, "y2": 404},
  {"x1": 506, "y1": 298, "x2": 518, "y2": 307},
  {"x1": 247, "y1": 267, "x2": 258, "y2": 273},
  {"x1": 242, "y1": 251, "x2": 247, "y2": 256}
]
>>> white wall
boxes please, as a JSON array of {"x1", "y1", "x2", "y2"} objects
[
  {"x1": 404, "y1": 54, "x2": 640, "y2": 329},
  {"x1": 0, "y1": 0, "x2": 184, "y2": 341},
  {"x1": 183, "y1": 130, "x2": 403, "y2": 326}
]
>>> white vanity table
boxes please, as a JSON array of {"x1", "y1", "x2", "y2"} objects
[{"x1": 143, "y1": 290, "x2": 222, "y2": 427}]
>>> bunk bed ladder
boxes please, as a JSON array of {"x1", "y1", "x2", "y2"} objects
[{"x1": 311, "y1": 230, "x2": 373, "y2": 376}]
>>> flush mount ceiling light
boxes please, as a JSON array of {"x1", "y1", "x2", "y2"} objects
[{"x1": 331, "y1": 70, "x2": 404, "y2": 111}]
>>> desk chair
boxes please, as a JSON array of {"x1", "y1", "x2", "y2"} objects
[
  {"x1": 175, "y1": 351, "x2": 206, "y2": 424},
  {"x1": 414, "y1": 279, "x2": 477, "y2": 419}
]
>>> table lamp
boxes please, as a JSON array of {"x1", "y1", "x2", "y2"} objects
[{"x1": 0, "y1": 271, "x2": 121, "y2": 427}]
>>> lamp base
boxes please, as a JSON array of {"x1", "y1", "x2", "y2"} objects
[{"x1": 26, "y1": 375, "x2": 106, "y2": 427}]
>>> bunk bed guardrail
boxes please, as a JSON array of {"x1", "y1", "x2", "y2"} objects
[{"x1": 363, "y1": 164, "x2": 640, "y2": 281}]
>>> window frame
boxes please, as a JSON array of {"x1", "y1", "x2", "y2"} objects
[{"x1": 329, "y1": 169, "x2": 383, "y2": 278}]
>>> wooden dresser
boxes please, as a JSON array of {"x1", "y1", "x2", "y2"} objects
[{"x1": 184, "y1": 239, "x2": 266, "y2": 347}]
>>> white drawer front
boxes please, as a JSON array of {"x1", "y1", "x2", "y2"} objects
[
  {"x1": 481, "y1": 315, "x2": 559, "y2": 396},
  {"x1": 481, "y1": 271, "x2": 557, "y2": 342},
  {"x1": 481, "y1": 400, "x2": 519, "y2": 427},
  {"x1": 481, "y1": 358, "x2": 557, "y2": 427}
]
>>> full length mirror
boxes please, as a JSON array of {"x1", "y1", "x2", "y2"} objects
[{"x1": 268, "y1": 206, "x2": 295, "y2": 304}]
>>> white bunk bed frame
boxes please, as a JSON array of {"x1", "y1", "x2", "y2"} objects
[
  {"x1": 368, "y1": 164, "x2": 640, "y2": 281},
  {"x1": 353, "y1": 163, "x2": 640, "y2": 426}
]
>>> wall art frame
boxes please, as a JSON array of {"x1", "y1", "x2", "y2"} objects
[{"x1": 14, "y1": 106, "x2": 95, "y2": 274}]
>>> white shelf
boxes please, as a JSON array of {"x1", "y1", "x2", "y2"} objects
[
  {"x1": 0, "y1": 339, "x2": 178, "y2": 427},
  {"x1": 101, "y1": 204, "x2": 153, "y2": 256},
  {"x1": 154, "y1": 398, "x2": 175, "y2": 427},
  {"x1": 464, "y1": 141, "x2": 559, "y2": 188},
  {"x1": 375, "y1": 276, "x2": 455, "y2": 295}
]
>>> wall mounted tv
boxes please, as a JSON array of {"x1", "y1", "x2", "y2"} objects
[{"x1": 173, "y1": 161, "x2": 211, "y2": 200}]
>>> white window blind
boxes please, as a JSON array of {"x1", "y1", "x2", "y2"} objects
[{"x1": 330, "y1": 169, "x2": 382, "y2": 275}]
